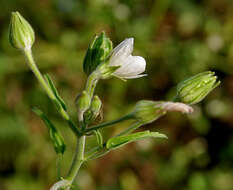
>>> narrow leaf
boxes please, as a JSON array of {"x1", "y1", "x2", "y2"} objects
[
  {"x1": 32, "y1": 107, "x2": 66, "y2": 154},
  {"x1": 106, "y1": 130, "x2": 167, "y2": 150},
  {"x1": 94, "y1": 130, "x2": 103, "y2": 148},
  {"x1": 44, "y1": 74, "x2": 67, "y2": 111}
]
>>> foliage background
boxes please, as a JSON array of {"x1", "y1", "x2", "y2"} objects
[{"x1": 0, "y1": 0, "x2": 233, "y2": 189}]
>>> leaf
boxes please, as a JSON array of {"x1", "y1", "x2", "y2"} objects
[
  {"x1": 44, "y1": 74, "x2": 67, "y2": 111},
  {"x1": 106, "y1": 130, "x2": 167, "y2": 150},
  {"x1": 94, "y1": 130, "x2": 103, "y2": 148},
  {"x1": 32, "y1": 107, "x2": 66, "y2": 154}
]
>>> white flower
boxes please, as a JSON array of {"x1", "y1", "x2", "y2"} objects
[{"x1": 109, "y1": 38, "x2": 146, "y2": 79}]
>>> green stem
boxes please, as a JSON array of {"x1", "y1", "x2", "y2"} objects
[
  {"x1": 23, "y1": 49, "x2": 80, "y2": 136},
  {"x1": 84, "y1": 123, "x2": 142, "y2": 161},
  {"x1": 85, "y1": 71, "x2": 99, "y2": 99},
  {"x1": 116, "y1": 122, "x2": 142, "y2": 136},
  {"x1": 66, "y1": 135, "x2": 86, "y2": 186},
  {"x1": 85, "y1": 114, "x2": 133, "y2": 133},
  {"x1": 23, "y1": 49, "x2": 56, "y2": 100},
  {"x1": 56, "y1": 154, "x2": 62, "y2": 180}
]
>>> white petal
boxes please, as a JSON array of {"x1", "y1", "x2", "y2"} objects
[
  {"x1": 160, "y1": 102, "x2": 193, "y2": 113},
  {"x1": 122, "y1": 74, "x2": 147, "y2": 79},
  {"x1": 109, "y1": 38, "x2": 134, "y2": 66},
  {"x1": 114, "y1": 55, "x2": 146, "y2": 78}
]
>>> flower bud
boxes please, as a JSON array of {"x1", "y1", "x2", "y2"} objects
[
  {"x1": 83, "y1": 32, "x2": 113, "y2": 75},
  {"x1": 76, "y1": 91, "x2": 91, "y2": 113},
  {"x1": 90, "y1": 95, "x2": 102, "y2": 117},
  {"x1": 176, "y1": 71, "x2": 220, "y2": 105},
  {"x1": 132, "y1": 100, "x2": 166, "y2": 124},
  {"x1": 84, "y1": 95, "x2": 102, "y2": 124},
  {"x1": 9, "y1": 11, "x2": 35, "y2": 50},
  {"x1": 132, "y1": 100, "x2": 193, "y2": 124}
]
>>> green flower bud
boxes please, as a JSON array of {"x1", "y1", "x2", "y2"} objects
[
  {"x1": 132, "y1": 100, "x2": 193, "y2": 124},
  {"x1": 132, "y1": 100, "x2": 166, "y2": 124},
  {"x1": 9, "y1": 11, "x2": 35, "y2": 50},
  {"x1": 84, "y1": 95, "x2": 102, "y2": 125},
  {"x1": 90, "y1": 95, "x2": 102, "y2": 116},
  {"x1": 76, "y1": 91, "x2": 91, "y2": 113},
  {"x1": 83, "y1": 32, "x2": 113, "y2": 75},
  {"x1": 176, "y1": 71, "x2": 220, "y2": 105}
]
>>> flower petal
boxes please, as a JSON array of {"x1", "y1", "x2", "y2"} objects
[
  {"x1": 121, "y1": 74, "x2": 147, "y2": 79},
  {"x1": 113, "y1": 55, "x2": 146, "y2": 78},
  {"x1": 109, "y1": 38, "x2": 134, "y2": 66}
]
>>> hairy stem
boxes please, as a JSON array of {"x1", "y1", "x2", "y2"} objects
[{"x1": 66, "y1": 135, "x2": 86, "y2": 186}]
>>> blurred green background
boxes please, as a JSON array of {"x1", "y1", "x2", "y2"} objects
[{"x1": 0, "y1": 0, "x2": 233, "y2": 189}]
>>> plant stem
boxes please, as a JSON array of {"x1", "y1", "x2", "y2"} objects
[
  {"x1": 66, "y1": 135, "x2": 86, "y2": 186},
  {"x1": 23, "y1": 49, "x2": 80, "y2": 136},
  {"x1": 116, "y1": 122, "x2": 142, "y2": 136},
  {"x1": 24, "y1": 49, "x2": 56, "y2": 101},
  {"x1": 56, "y1": 154, "x2": 62, "y2": 180},
  {"x1": 85, "y1": 71, "x2": 99, "y2": 99},
  {"x1": 85, "y1": 114, "x2": 133, "y2": 133}
]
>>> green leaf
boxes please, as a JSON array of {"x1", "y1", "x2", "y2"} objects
[
  {"x1": 44, "y1": 74, "x2": 67, "y2": 111},
  {"x1": 106, "y1": 130, "x2": 167, "y2": 150},
  {"x1": 94, "y1": 130, "x2": 103, "y2": 148},
  {"x1": 32, "y1": 107, "x2": 66, "y2": 154}
]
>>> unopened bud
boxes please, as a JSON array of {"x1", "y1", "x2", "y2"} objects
[
  {"x1": 76, "y1": 91, "x2": 91, "y2": 113},
  {"x1": 84, "y1": 95, "x2": 102, "y2": 125},
  {"x1": 176, "y1": 71, "x2": 220, "y2": 104},
  {"x1": 90, "y1": 95, "x2": 102, "y2": 117},
  {"x1": 132, "y1": 100, "x2": 166, "y2": 124},
  {"x1": 132, "y1": 100, "x2": 193, "y2": 124},
  {"x1": 9, "y1": 11, "x2": 35, "y2": 50},
  {"x1": 83, "y1": 32, "x2": 113, "y2": 75}
]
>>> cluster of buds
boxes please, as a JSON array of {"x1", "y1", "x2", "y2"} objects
[{"x1": 76, "y1": 91, "x2": 102, "y2": 127}]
